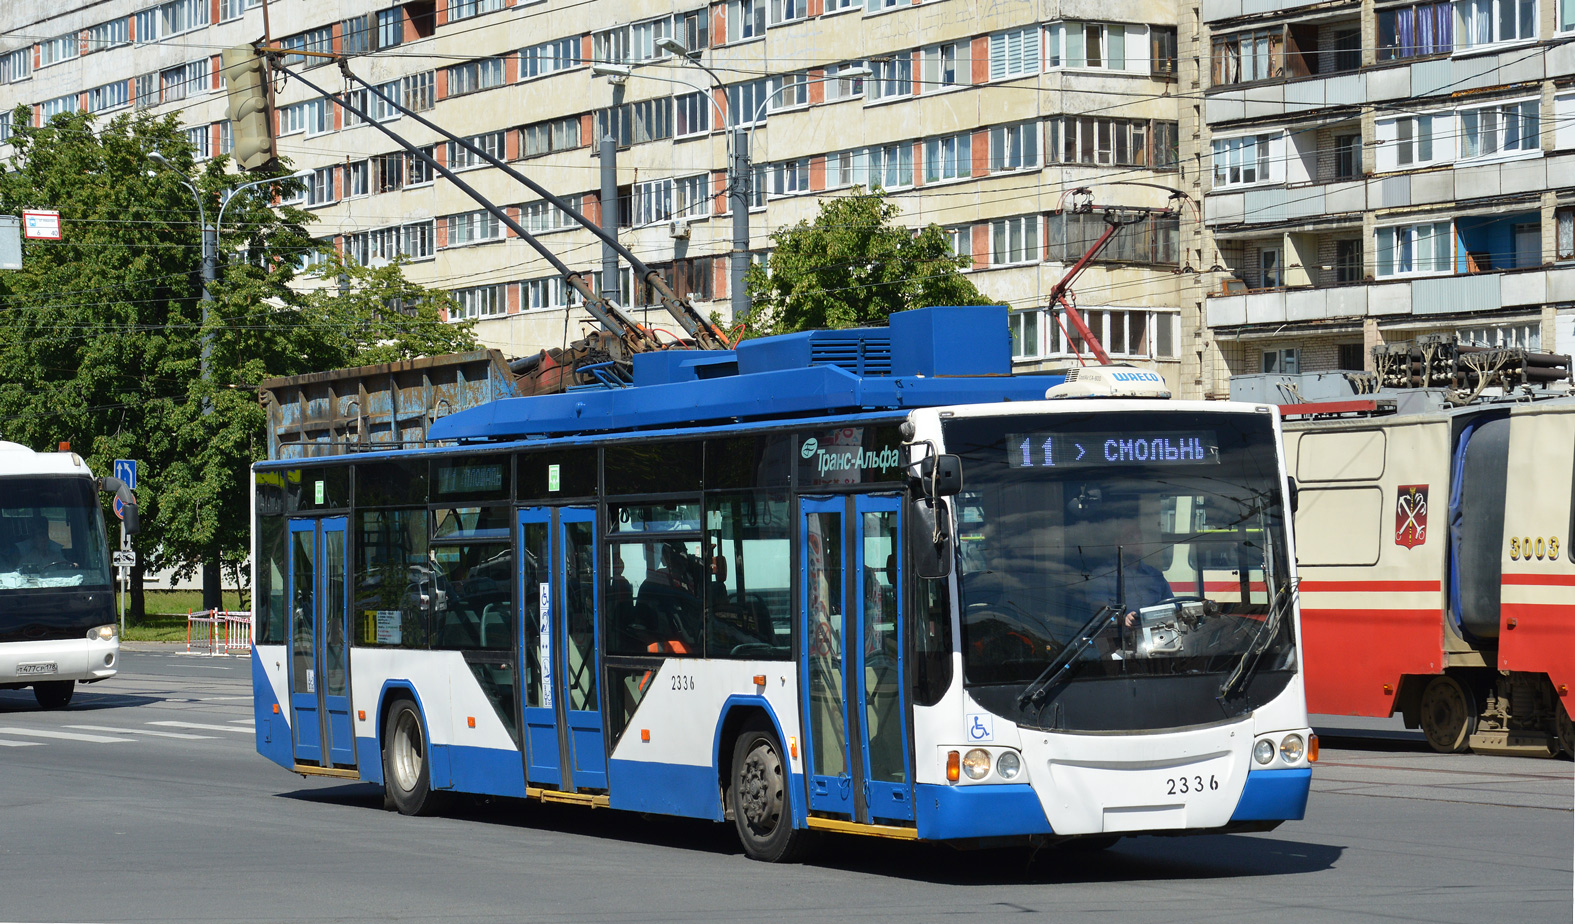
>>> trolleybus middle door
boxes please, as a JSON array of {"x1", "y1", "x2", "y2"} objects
[
  {"x1": 287, "y1": 516, "x2": 355, "y2": 769},
  {"x1": 519, "y1": 507, "x2": 562, "y2": 786}
]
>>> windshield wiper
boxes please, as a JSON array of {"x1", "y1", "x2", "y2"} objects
[
  {"x1": 1217, "y1": 585, "x2": 1293, "y2": 701},
  {"x1": 1017, "y1": 605, "x2": 1118, "y2": 709}
]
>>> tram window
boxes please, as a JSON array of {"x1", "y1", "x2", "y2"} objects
[
  {"x1": 705, "y1": 492, "x2": 792, "y2": 660},
  {"x1": 518, "y1": 448, "x2": 597, "y2": 499},
  {"x1": 705, "y1": 433, "x2": 792, "y2": 489},
  {"x1": 355, "y1": 460, "x2": 429, "y2": 507},
  {"x1": 432, "y1": 456, "x2": 509, "y2": 503},
  {"x1": 353, "y1": 509, "x2": 429, "y2": 648},
  {"x1": 430, "y1": 542, "x2": 513, "y2": 650},
  {"x1": 605, "y1": 441, "x2": 703, "y2": 494},
  {"x1": 911, "y1": 576, "x2": 952, "y2": 706},
  {"x1": 606, "y1": 539, "x2": 704, "y2": 656},
  {"x1": 255, "y1": 513, "x2": 288, "y2": 645},
  {"x1": 610, "y1": 502, "x2": 701, "y2": 533},
  {"x1": 291, "y1": 466, "x2": 349, "y2": 511},
  {"x1": 465, "y1": 652, "x2": 519, "y2": 746}
]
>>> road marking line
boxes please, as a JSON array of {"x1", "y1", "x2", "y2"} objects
[
  {"x1": 0, "y1": 739, "x2": 45, "y2": 747},
  {"x1": 202, "y1": 696, "x2": 255, "y2": 702},
  {"x1": 0, "y1": 727, "x2": 132, "y2": 743},
  {"x1": 228, "y1": 719, "x2": 256, "y2": 726},
  {"x1": 67, "y1": 725, "x2": 215, "y2": 740},
  {"x1": 148, "y1": 721, "x2": 254, "y2": 734}
]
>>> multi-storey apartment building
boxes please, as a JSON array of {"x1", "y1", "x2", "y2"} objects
[
  {"x1": 0, "y1": 0, "x2": 1198, "y2": 391},
  {"x1": 1191, "y1": 0, "x2": 1575, "y2": 394}
]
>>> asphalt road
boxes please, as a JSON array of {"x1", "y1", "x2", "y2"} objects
[{"x1": 0, "y1": 646, "x2": 1569, "y2": 924}]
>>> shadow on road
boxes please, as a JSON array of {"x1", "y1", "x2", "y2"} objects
[
  {"x1": 276, "y1": 782, "x2": 1342, "y2": 883},
  {"x1": 0, "y1": 688, "x2": 163, "y2": 713}
]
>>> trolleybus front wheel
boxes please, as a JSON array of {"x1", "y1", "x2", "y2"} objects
[
  {"x1": 383, "y1": 699, "x2": 446, "y2": 816},
  {"x1": 1419, "y1": 675, "x2": 1476, "y2": 753},
  {"x1": 730, "y1": 721, "x2": 811, "y2": 862},
  {"x1": 33, "y1": 680, "x2": 74, "y2": 710}
]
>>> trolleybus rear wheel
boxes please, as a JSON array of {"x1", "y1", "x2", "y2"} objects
[
  {"x1": 730, "y1": 721, "x2": 810, "y2": 862},
  {"x1": 33, "y1": 680, "x2": 74, "y2": 710},
  {"x1": 383, "y1": 699, "x2": 445, "y2": 816},
  {"x1": 1419, "y1": 675, "x2": 1476, "y2": 753}
]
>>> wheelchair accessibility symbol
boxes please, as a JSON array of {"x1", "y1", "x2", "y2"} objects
[{"x1": 966, "y1": 713, "x2": 994, "y2": 742}]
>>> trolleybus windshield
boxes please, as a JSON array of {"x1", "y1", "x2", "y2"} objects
[{"x1": 945, "y1": 410, "x2": 1294, "y2": 728}]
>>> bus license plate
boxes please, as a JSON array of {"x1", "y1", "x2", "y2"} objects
[{"x1": 17, "y1": 662, "x2": 57, "y2": 675}]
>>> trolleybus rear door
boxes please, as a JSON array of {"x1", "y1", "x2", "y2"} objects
[
  {"x1": 519, "y1": 507, "x2": 561, "y2": 785},
  {"x1": 287, "y1": 517, "x2": 355, "y2": 768}
]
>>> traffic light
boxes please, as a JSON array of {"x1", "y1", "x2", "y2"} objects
[{"x1": 220, "y1": 47, "x2": 274, "y2": 171}]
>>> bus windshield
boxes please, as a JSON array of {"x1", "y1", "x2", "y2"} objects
[
  {"x1": 0, "y1": 477, "x2": 113, "y2": 591},
  {"x1": 944, "y1": 410, "x2": 1294, "y2": 724}
]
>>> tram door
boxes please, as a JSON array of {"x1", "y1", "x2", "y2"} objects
[
  {"x1": 519, "y1": 506, "x2": 608, "y2": 791},
  {"x1": 799, "y1": 495, "x2": 913, "y2": 824},
  {"x1": 286, "y1": 517, "x2": 356, "y2": 768}
]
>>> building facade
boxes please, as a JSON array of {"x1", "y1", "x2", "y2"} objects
[
  {"x1": 0, "y1": 0, "x2": 1197, "y2": 391},
  {"x1": 1192, "y1": 0, "x2": 1575, "y2": 396}
]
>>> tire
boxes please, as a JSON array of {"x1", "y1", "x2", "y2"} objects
[
  {"x1": 729, "y1": 721, "x2": 811, "y2": 862},
  {"x1": 1419, "y1": 675, "x2": 1476, "y2": 754},
  {"x1": 33, "y1": 680, "x2": 75, "y2": 710},
  {"x1": 382, "y1": 699, "x2": 446, "y2": 816}
]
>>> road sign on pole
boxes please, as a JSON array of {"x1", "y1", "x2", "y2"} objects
[{"x1": 114, "y1": 459, "x2": 137, "y2": 490}]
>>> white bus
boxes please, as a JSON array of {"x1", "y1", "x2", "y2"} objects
[
  {"x1": 250, "y1": 307, "x2": 1313, "y2": 859},
  {"x1": 0, "y1": 442, "x2": 134, "y2": 708}
]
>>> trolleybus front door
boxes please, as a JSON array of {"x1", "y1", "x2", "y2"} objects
[
  {"x1": 799, "y1": 495, "x2": 913, "y2": 824},
  {"x1": 518, "y1": 506, "x2": 608, "y2": 791},
  {"x1": 287, "y1": 516, "x2": 355, "y2": 768}
]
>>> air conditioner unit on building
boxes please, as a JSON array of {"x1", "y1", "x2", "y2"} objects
[{"x1": 668, "y1": 218, "x2": 690, "y2": 239}]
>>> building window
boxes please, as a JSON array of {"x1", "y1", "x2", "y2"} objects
[
  {"x1": 280, "y1": 25, "x2": 333, "y2": 65},
  {"x1": 40, "y1": 95, "x2": 78, "y2": 121},
  {"x1": 989, "y1": 26, "x2": 1041, "y2": 80},
  {"x1": 220, "y1": 0, "x2": 265, "y2": 21},
  {"x1": 445, "y1": 210, "x2": 502, "y2": 246},
  {"x1": 676, "y1": 92, "x2": 711, "y2": 136},
  {"x1": 1260, "y1": 246, "x2": 1283, "y2": 288},
  {"x1": 727, "y1": 0, "x2": 766, "y2": 42},
  {"x1": 1050, "y1": 117, "x2": 1174, "y2": 168},
  {"x1": 403, "y1": 72, "x2": 435, "y2": 111},
  {"x1": 769, "y1": 72, "x2": 809, "y2": 110},
  {"x1": 377, "y1": 8, "x2": 405, "y2": 48},
  {"x1": 921, "y1": 43, "x2": 959, "y2": 92},
  {"x1": 1151, "y1": 26, "x2": 1178, "y2": 77},
  {"x1": 1334, "y1": 134, "x2": 1362, "y2": 179},
  {"x1": 1378, "y1": 113, "x2": 1449, "y2": 170},
  {"x1": 1262, "y1": 348, "x2": 1300, "y2": 374},
  {"x1": 1459, "y1": 100, "x2": 1540, "y2": 159},
  {"x1": 989, "y1": 122, "x2": 1039, "y2": 173},
  {"x1": 523, "y1": 196, "x2": 583, "y2": 232},
  {"x1": 452, "y1": 284, "x2": 506, "y2": 320},
  {"x1": 136, "y1": 0, "x2": 209, "y2": 43},
  {"x1": 923, "y1": 132, "x2": 972, "y2": 182},
  {"x1": 186, "y1": 125, "x2": 211, "y2": 161},
  {"x1": 405, "y1": 146, "x2": 435, "y2": 185},
  {"x1": 86, "y1": 20, "x2": 131, "y2": 53},
  {"x1": 1211, "y1": 133, "x2": 1275, "y2": 187},
  {"x1": 373, "y1": 153, "x2": 404, "y2": 193},
  {"x1": 447, "y1": 58, "x2": 504, "y2": 97},
  {"x1": 280, "y1": 99, "x2": 330, "y2": 136},
  {"x1": 727, "y1": 79, "x2": 769, "y2": 127},
  {"x1": 868, "y1": 54, "x2": 912, "y2": 101},
  {"x1": 1010, "y1": 309, "x2": 1041, "y2": 359},
  {"x1": 1023, "y1": 306, "x2": 1179, "y2": 359},
  {"x1": 1331, "y1": 28, "x2": 1362, "y2": 71},
  {"x1": 825, "y1": 61, "x2": 867, "y2": 100},
  {"x1": 1047, "y1": 211, "x2": 1179, "y2": 265},
  {"x1": 1047, "y1": 22, "x2": 1135, "y2": 71},
  {"x1": 1335, "y1": 239, "x2": 1362, "y2": 283},
  {"x1": 1558, "y1": 207, "x2": 1575, "y2": 259},
  {"x1": 674, "y1": 174, "x2": 709, "y2": 217},
  {"x1": 365, "y1": 80, "x2": 402, "y2": 121},
  {"x1": 599, "y1": 98, "x2": 673, "y2": 146},
  {"x1": 771, "y1": 0, "x2": 807, "y2": 23},
  {"x1": 944, "y1": 225, "x2": 970, "y2": 259},
  {"x1": 341, "y1": 14, "x2": 375, "y2": 54},
  {"x1": 1458, "y1": 322, "x2": 1541, "y2": 349},
  {"x1": 521, "y1": 37, "x2": 581, "y2": 79},
  {"x1": 87, "y1": 80, "x2": 131, "y2": 114},
  {"x1": 595, "y1": 18, "x2": 674, "y2": 65},
  {"x1": 306, "y1": 166, "x2": 336, "y2": 206},
  {"x1": 678, "y1": 9, "x2": 710, "y2": 51},
  {"x1": 1, "y1": 48, "x2": 32, "y2": 84},
  {"x1": 1338, "y1": 343, "x2": 1366, "y2": 369},
  {"x1": 0, "y1": 112, "x2": 11, "y2": 144},
  {"x1": 632, "y1": 179, "x2": 673, "y2": 225},
  {"x1": 448, "y1": 131, "x2": 505, "y2": 169},
  {"x1": 1376, "y1": 221, "x2": 1452, "y2": 277},
  {"x1": 347, "y1": 160, "x2": 369, "y2": 197},
  {"x1": 1458, "y1": 0, "x2": 1536, "y2": 47},
  {"x1": 1211, "y1": 28, "x2": 1281, "y2": 85},
  {"x1": 770, "y1": 159, "x2": 810, "y2": 196},
  {"x1": 990, "y1": 216, "x2": 1040, "y2": 266},
  {"x1": 523, "y1": 116, "x2": 581, "y2": 156},
  {"x1": 870, "y1": 143, "x2": 914, "y2": 189},
  {"x1": 449, "y1": 0, "x2": 504, "y2": 23},
  {"x1": 218, "y1": 120, "x2": 232, "y2": 154}
]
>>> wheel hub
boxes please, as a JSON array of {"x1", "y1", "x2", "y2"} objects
[{"x1": 739, "y1": 743, "x2": 780, "y2": 830}]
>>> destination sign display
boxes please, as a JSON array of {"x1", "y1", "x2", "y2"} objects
[{"x1": 1005, "y1": 431, "x2": 1219, "y2": 469}]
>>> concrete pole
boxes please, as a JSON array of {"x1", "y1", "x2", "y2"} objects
[
  {"x1": 600, "y1": 81, "x2": 625, "y2": 304},
  {"x1": 200, "y1": 224, "x2": 216, "y2": 384},
  {"x1": 730, "y1": 128, "x2": 751, "y2": 322}
]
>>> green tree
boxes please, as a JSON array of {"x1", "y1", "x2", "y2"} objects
[
  {"x1": 0, "y1": 108, "x2": 473, "y2": 615},
  {"x1": 737, "y1": 187, "x2": 998, "y2": 338}
]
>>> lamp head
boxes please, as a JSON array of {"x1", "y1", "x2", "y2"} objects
[
  {"x1": 591, "y1": 63, "x2": 633, "y2": 80},
  {"x1": 837, "y1": 65, "x2": 873, "y2": 79},
  {"x1": 147, "y1": 150, "x2": 173, "y2": 169},
  {"x1": 655, "y1": 37, "x2": 689, "y2": 56}
]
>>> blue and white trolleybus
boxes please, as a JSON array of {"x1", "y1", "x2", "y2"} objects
[{"x1": 250, "y1": 306, "x2": 1313, "y2": 860}]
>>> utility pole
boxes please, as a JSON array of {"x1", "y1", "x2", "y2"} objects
[
  {"x1": 730, "y1": 128, "x2": 750, "y2": 322},
  {"x1": 600, "y1": 80, "x2": 625, "y2": 305}
]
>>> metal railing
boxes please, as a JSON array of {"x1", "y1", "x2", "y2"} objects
[{"x1": 186, "y1": 609, "x2": 253, "y2": 656}]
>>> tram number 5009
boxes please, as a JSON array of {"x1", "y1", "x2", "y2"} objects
[{"x1": 1167, "y1": 775, "x2": 1219, "y2": 796}]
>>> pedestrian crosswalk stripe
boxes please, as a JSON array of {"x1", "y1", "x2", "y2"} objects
[
  {"x1": 0, "y1": 727, "x2": 132, "y2": 743},
  {"x1": 148, "y1": 720, "x2": 253, "y2": 734},
  {"x1": 0, "y1": 738, "x2": 45, "y2": 747},
  {"x1": 229, "y1": 719, "x2": 255, "y2": 726},
  {"x1": 67, "y1": 724, "x2": 214, "y2": 740}
]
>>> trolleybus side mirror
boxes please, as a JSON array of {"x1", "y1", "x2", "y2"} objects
[
  {"x1": 1286, "y1": 476, "x2": 1300, "y2": 515},
  {"x1": 910, "y1": 496, "x2": 953, "y2": 580},
  {"x1": 923, "y1": 455, "x2": 962, "y2": 498}
]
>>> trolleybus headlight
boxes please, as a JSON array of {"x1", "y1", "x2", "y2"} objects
[
  {"x1": 1280, "y1": 734, "x2": 1305, "y2": 764},
  {"x1": 87, "y1": 624, "x2": 117, "y2": 642},
  {"x1": 1253, "y1": 739, "x2": 1276, "y2": 765},
  {"x1": 962, "y1": 748, "x2": 992, "y2": 780},
  {"x1": 995, "y1": 751, "x2": 1022, "y2": 780}
]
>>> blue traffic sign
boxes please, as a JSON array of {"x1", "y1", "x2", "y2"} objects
[
  {"x1": 114, "y1": 459, "x2": 136, "y2": 490},
  {"x1": 113, "y1": 496, "x2": 125, "y2": 520}
]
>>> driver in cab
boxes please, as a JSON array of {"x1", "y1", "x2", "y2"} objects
[
  {"x1": 1086, "y1": 518, "x2": 1171, "y2": 629},
  {"x1": 15, "y1": 514, "x2": 67, "y2": 569}
]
